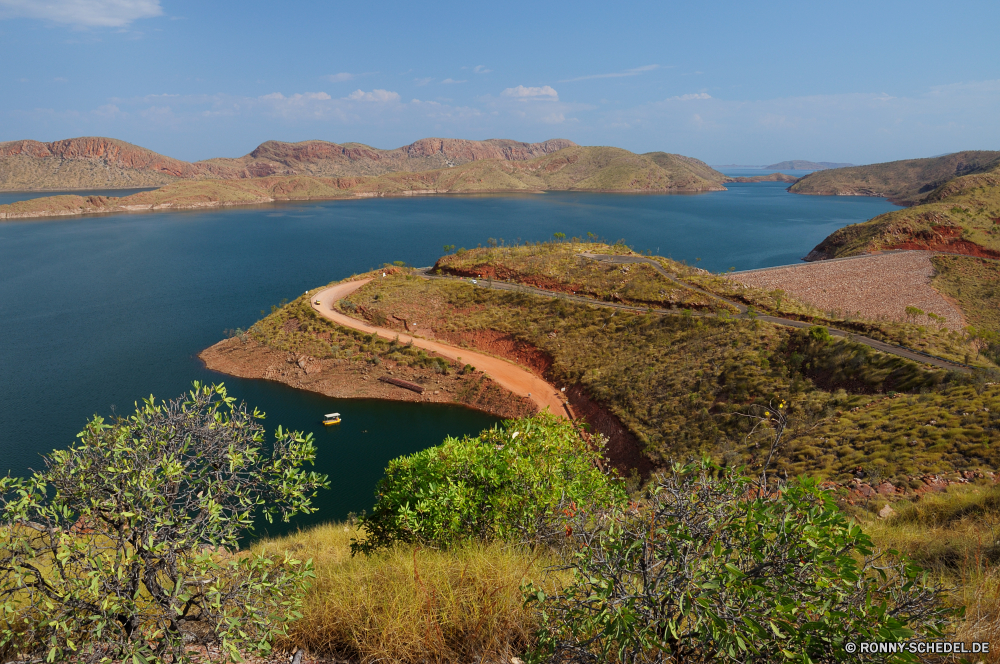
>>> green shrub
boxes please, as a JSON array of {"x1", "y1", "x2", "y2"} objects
[
  {"x1": 0, "y1": 383, "x2": 329, "y2": 663},
  {"x1": 352, "y1": 414, "x2": 625, "y2": 554},
  {"x1": 809, "y1": 324, "x2": 832, "y2": 343},
  {"x1": 528, "y1": 461, "x2": 951, "y2": 663}
]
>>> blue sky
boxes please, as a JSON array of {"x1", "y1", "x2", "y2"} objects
[{"x1": 1, "y1": 0, "x2": 998, "y2": 164}]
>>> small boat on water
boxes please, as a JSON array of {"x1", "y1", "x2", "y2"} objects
[{"x1": 323, "y1": 412, "x2": 341, "y2": 425}]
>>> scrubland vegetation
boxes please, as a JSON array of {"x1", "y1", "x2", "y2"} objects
[
  {"x1": 338, "y1": 246, "x2": 997, "y2": 481},
  {"x1": 5, "y1": 236, "x2": 1000, "y2": 662}
]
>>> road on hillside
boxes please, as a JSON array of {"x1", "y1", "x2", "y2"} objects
[
  {"x1": 311, "y1": 279, "x2": 572, "y2": 417},
  {"x1": 421, "y1": 252, "x2": 972, "y2": 374}
]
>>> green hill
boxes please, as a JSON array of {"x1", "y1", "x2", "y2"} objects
[{"x1": 790, "y1": 151, "x2": 1000, "y2": 206}]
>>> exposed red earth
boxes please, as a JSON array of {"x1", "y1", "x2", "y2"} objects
[{"x1": 311, "y1": 279, "x2": 571, "y2": 418}]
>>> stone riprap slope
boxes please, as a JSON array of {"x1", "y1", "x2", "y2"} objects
[{"x1": 727, "y1": 252, "x2": 965, "y2": 330}]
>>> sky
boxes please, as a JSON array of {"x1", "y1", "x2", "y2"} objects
[{"x1": 1, "y1": 0, "x2": 998, "y2": 165}]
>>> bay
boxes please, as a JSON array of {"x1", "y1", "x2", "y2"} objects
[{"x1": 0, "y1": 186, "x2": 897, "y2": 531}]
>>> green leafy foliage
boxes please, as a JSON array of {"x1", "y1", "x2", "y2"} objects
[
  {"x1": 352, "y1": 414, "x2": 625, "y2": 554},
  {"x1": 0, "y1": 383, "x2": 329, "y2": 663},
  {"x1": 528, "y1": 460, "x2": 952, "y2": 664}
]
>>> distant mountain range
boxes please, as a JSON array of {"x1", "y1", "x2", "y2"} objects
[
  {"x1": 763, "y1": 161, "x2": 854, "y2": 170},
  {"x1": 0, "y1": 139, "x2": 739, "y2": 220},
  {"x1": 711, "y1": 161, "x2": 854, "y2": 170},
  {"x1": 0, "y1": 136, "x2": 580, "y2": 191}
]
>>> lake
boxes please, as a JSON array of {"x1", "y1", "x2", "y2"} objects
[{"x1": 0, "y1": 185, "x2": 897, "y2": 534}]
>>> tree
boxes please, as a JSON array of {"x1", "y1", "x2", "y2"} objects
[
  {"x1": 0, "y1": 383, "x2": 329, "y2": 663},
  {"x1": 528, "y1": 407, "x2": 951, "y2": 663},
  {"x1": 904, "y1": 306, "x2": 925, "y2": 324}
]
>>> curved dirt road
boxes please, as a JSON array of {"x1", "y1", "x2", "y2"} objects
[{"x1": 311, "y1": 279, "x2": 570, "y2": 417}]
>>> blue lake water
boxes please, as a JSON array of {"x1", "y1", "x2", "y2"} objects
[{"x1": 0, "y1": 186, "x2": 898, "y2": 534}]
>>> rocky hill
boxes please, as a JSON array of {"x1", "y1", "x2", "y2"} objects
[
  {"x1": 804, "y1": 159, "x2": 1000, "y2": 261},
  {"x1": 0, "y1": 136, "x2": 578, "y2": 191},
  {"x1": 0, "y1": 146, "x2": 728, "y2": 220},
  {"x1": 790, "y1": 151, "x2": 1000, "y2": 206},
  {"x1": 199, "y1": 137, "x2": 578, "y2": 178},
  {"x1": 0, "y1": 137, "x2": 204, "y2": 190}
]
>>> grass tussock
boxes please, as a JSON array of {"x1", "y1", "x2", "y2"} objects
[
  {"x1": 255, "y1": 523, "x2": 562, "y2": 662},
  {"x1": 438, "y1": 242, "x2": 982, "y2": 364},
  {"x1": 932, "y1": 255, "x2": 1000, "y2": 334},
  {"x1": 783, "y1": 384, "x2": 1000, "y2": 484},
  {"x1": 862, "y1": 485, "x2": 1000, "y2": 658},
  {"x1": 435, "y1": 241, "x2": 725, "y2": 311}
]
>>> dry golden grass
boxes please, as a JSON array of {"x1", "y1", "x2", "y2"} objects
[
  {"x1": 255, "y1": 523, "x2": 564, "y2": 662},
  {"x1": 861, "y1": 485, "x2": 1000, "y2": 661}
]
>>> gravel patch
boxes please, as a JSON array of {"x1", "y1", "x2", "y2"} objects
[{"x1": 727, "y1": 251, "x2": 965, "y2": 330}]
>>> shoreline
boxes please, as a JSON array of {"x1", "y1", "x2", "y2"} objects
[
  {"x1": 0, "y1": 185, "x2": 728, "y2": 222},
  {"x1": 199, "y1": 336, "x2": 539, "y2": 421}
]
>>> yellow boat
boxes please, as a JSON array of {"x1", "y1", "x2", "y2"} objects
[{"x1": 323, "y1": 412, "x2": 341, "y2": 425}]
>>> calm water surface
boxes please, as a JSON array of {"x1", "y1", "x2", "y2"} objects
[{"x1": 0, "y1": 186, "x2": 898, "y2": 531}]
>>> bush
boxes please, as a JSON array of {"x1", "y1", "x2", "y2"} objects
[
  {"x1": 352, "y1": 414, "x2": 625, "y2": 554},
  {"x1": 528, "y1": 461, "x2": 952, "y2": 663},
  {"x1": 0, "y1": 383, "x2": 329, "y2": 663},
  {"x1": 809, "y1": 324, "x2": 833, "y2": 343}
]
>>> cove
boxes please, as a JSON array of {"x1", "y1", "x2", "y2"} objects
[{"x1": 0, "y1": 186, "x2": 898, "y2": 531}]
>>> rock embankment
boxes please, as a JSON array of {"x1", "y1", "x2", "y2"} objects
[{"x1": 727, "y1": 251, "x2": 966, "y2": 330}]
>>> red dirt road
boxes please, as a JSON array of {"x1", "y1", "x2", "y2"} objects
[{"x1": 312, "y1": 279, "x2": 570, "y2": 418}]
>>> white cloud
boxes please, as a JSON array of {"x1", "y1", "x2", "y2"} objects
[
  {"x1": 414, "y1": 77, "x2": 433, "y2": 86},
  {"x1": 560, "y1": 64, "x2": 661, "y2": 83},
  {"x1": 0, "y1": 0, "x2": 163, "y2": 27},
  {"x1": 345, "y1": 89, "x2": 400, "y2": 102},
  {"x1": 91, "y1": 103, "x2": 124, "y2": 118},
  {"x1": 323, "y1": 72, "x2": 354, "y2": 83},
  {"x1": 669, "y1": 93, "x2": 711, "y2": 101},
  {"x1": 261, "y1": 91, "x2": 332, "y2": 103},
  {"x1": 53, "y1": 77, "x2": 68, "y2": 83},
  {"x1": 501, "y1": 85, "x2": 559, "y2": 101},
  {"x1": 474, "y1": 65, "x2": 492, "y2": 74},
  {"x1": 441, "y1": 78, "x2": 466, "y2": 85}
]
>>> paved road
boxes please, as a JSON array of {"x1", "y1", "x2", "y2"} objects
[
  {"x1": 420, "y1": 253, "x2": 972, "y2": 374},
  {"x1": 311, "y1": 279, "x2": 572, "y2": 418}
]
